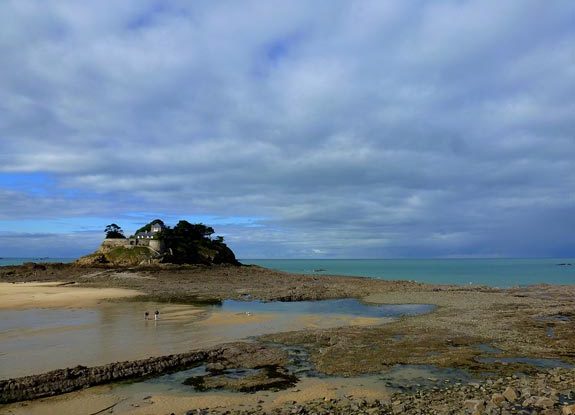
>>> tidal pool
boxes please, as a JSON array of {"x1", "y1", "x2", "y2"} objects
[
  {"x1": 221, "y1": 299, "x2": 434, "y2": 317},
  {"x1": 0, "y1": 299, "x2": 434, "y2": 379}
]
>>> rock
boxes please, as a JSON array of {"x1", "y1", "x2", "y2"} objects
[
  {"x1": 503, "y1": 386, "x2": 518, "y2": 402},
  {"x1": 562, "y1": 404, "x2": 575, "y2": 415},
  {"x1": 535, "y1": 397, "x2": 555, "y2": 409},
  {"x1": 491, "y1": 393, "x2": 505, "y2": 406},
  {"x1": 484, "y1": 403, "x2": 499, "y2": 415},
  {"x1": 183, "y1": 365, "x2": 298, "y2": 393},
  {"x1": 464, "y1": 399, "x2": 485, "y2": 413},
  {"x1": 521, "y1": 388, "x2": 532, "y2": 398},
  {"x1": 523, "y1": 396, "x2": 538, "y2": 407},
  {"x1": 392, "y1": 402, "x2": 405, "y2": 414}
]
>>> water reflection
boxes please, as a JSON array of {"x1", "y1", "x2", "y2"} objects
[{"x1": 0, "y1": 299, "x2": 434, "y2": 379}]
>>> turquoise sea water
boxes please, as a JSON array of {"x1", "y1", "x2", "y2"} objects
[
  {"x1": 242, "y1": 258, "x2": 575, "y2": 287},
  {"x1": 1, "y1": 257, "x2": 574, "y2": 287},
  {"x1": 0, "y1": 257, "x2": 74, "y2": 266}
]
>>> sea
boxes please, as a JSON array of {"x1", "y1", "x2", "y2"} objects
[
  {"x1": 1, "y1": 257, "x2": 574, "y2": 287},
  {"x1": 242, "y1": 258, "x2": 575, "y2": 287}
]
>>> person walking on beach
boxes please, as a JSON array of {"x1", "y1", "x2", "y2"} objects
[
  {"x1": 154, "y1": 310, "x2": 160, "y2": 320},
  {"x1": 144, "y1": 311, "x2": 149, "y2": 320}
]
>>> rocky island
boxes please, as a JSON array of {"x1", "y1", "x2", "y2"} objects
[{"x1": 76, "y1": 219, "x2": 240, "y2": 267}]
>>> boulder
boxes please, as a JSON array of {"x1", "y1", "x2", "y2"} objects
[
  {"x1": 491, "y1": 393, "x2": 505, "y2": 406},
  {"x1": 535, "y1": 397, "x2": 555, "y2": 409},
  {"x1": 464, "y1": 399, "x2": 485, "y2": 413},
  {"x1": 503, "y1": 386, "x2": 518, "y2": 402}
]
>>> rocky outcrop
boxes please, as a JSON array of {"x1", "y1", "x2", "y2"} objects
[
  {"x1": 75, "y1": 242, "x2": 161, "y2": 267},
  {"x1": 184, "y1": 366, "x2": 297, "y2": 393},
  {"x1": 183, "y1": 342, "x2": 296, "y2": 392},
  {"x1": 0, "y1": 343, "x2": 285, "y2": 404},
  {"x1": 0, "y1": 350, "x2": 207, "y2": 404}
]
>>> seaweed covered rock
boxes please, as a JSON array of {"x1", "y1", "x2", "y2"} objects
[{"x1": 183, "y1": 366, "x2": 297, "y2": 392}]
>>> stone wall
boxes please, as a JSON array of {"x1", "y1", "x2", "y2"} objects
[
  {"x1": 133, "y1": 238, "x2": 150, "y2": 247},
  {"x1": 101, "y1": 238, "x2": 130, "y2": 248},
  {"x1": 0, "y1": 349, "x2": 212, "y2": 404},
  {"x1": 101, "y1": 238, "x2": 163, "y2": 252},
  {"x1": 149, "y1": 239, "x2": 165, "y2": 253}
]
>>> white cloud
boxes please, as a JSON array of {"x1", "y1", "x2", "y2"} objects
[{"x1": 1, "y1": 0, "x2": 574, "y2": 257}]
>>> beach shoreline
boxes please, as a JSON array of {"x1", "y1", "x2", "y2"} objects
[{"x1": 0, "y1": 281, "x2": 142, "y2": 310}]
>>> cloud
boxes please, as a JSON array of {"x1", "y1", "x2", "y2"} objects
[
  {"x1": 0, "y1": 0, "x2": 574, "y2": 258},
  {"x1": 0, "y1": 230, "x2": 101, "y2": 258}
]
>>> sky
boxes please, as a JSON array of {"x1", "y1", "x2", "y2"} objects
[{"x1": 1, "y1": 0, "x2": 574, "y2": 259}]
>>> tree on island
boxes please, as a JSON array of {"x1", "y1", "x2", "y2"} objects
[
  {"x1": 134, "y1": 219, "x2": 166, "y2": 235},
  {"x1": 159, "y1": 220, "x2": 238, "y2": 265},
  {"x1": 105, "y1": 223, "x2": 126, "y2": 239}
]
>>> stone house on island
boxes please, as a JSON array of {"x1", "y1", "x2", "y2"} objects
[
  {"x1": 129, "y1": 222, "x2": 166, "y2": 253},
  {"x1": 134, "y1": 222, "x2": 165, "y2": 240},
  {"x1": 103, "y1": 222, "x2": 166, "y2": 255}
]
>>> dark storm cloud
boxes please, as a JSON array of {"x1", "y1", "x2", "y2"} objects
[{"x1": 0, "y1": 0, "x2": 574, "y2": 257}]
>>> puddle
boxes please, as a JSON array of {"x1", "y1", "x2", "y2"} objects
[
  {"x1": 283, "y1": 345, "x2": 320, "y2": 377},
  {"x1": 546, "y1": 315, "x2": 571, "y2": 322},
  {"x1": 378, "y1": 364, "x2": 475, "y2": 391},
  {"x1": 474, "y1": 343, "x2": 573, "y2": 369},
  {"x1": 534, "y1": 314, "x2": 572, "y2": 339},
  {"x1": 476, "y1": 357, "x2": 574, "y2": 369},
  {"x1": 219, "y1": 299, "x2": 435, "y2": 318},
  {"x1": 0, "y1": 299, "x2": 434, "y2": 379},
  {"x1": 476, "y1": 344, "x2": 502, "y2": 354},
  {"x1": 535, "y1": 314, "x2": 571, "y2": 324}
]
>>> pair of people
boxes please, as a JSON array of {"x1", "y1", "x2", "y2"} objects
[{"x1": 144, "y1": 310, "x2": 160, "y2": 320}]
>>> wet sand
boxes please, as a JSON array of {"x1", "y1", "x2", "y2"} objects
[
  {"x1": 0, "y1": 374, "x2": 391, "y2": 415},
  {"x1": 0, "y1": 282, "x2": 141, "y2": 309}
]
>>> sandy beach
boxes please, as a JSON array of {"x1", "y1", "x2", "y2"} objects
[
  {"x1": 0, "y1": 281, "x2": 142, "y2": 309},
  {"x1": 1, "y1": 375, "x2": 391, "y2": 415}
]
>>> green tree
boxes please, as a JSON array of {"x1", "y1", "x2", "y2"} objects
[{"x1": 105, "y1": 223, "x2": 125, "y2": 239}]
